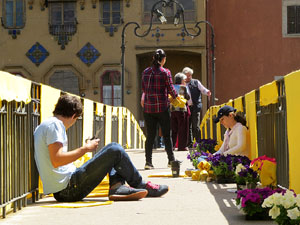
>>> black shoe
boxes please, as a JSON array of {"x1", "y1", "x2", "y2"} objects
[
  {"x1": 108, "y1": 185, "x2": 148, "y2": 201},
  {"x1": 137, "y1": 181, "x2": 169, "y2": 197},
  {"x1": 144, "y1": 162, "x2": 154, "y2": 170}
]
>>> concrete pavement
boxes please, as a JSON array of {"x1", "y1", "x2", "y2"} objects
[{"x1": 0, "y1": 148, "x2": 275, "y2": 225}]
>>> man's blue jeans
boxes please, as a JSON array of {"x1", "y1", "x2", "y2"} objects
[{"x1": 53, "y1": 143, "x2": 143, "y2": 202}]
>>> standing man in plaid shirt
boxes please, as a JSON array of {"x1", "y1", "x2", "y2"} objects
[{"x1": 141, "y1": 49, "x2": 178, "y2": 170}]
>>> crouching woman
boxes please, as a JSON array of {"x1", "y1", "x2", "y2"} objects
[{"x1": 213, "y1": 105, "x2": 249, "y2": 157}]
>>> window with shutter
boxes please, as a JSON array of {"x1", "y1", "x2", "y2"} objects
[
  {"x1": 49, "y1": 2, "x2": 77, "y2": 35},
  {"x1": 283, "y1": 0, "x2": 300, "y2": 37}
]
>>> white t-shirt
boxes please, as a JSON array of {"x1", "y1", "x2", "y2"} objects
[
  {"x1": 34, "y1": 117, "x2": 76, "y2": 194},
  {"x1": 215, "y1": 122, "x2": 249, "y2": 157}
]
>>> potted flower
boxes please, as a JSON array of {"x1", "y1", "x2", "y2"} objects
[
  {"x1": 207, "y1": 154, "x2": 251, "y2": 184},
  {"x1": 194, "y1": 138, "x2": 218, "y2": 154},
  {"x1": 235, "y1": 164, "x2": 247, "y2": 190},
  {"x1": 207, "y1": 154, "x2": 235, "y2": 183},
  {"x1": 236, "y1": 187, "x2": 285, "y2": 220},
  {"x1": 236, "y1": 165, "x2": 259, "y2": 189},
  {"x1": 262, "y1": 189, "x2": 300, "y2": 225},
  {"x1": 187, "y1": 150, "x2": 202, "y2": 169},
  {"x1": 187, "y1": 138, "x2": 218, "y2": 168}
]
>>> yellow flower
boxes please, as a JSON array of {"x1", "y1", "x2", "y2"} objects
[
  {"x1": 214, "y1": 141, "x2": 223, "y2": 151},
  {"x1": 185, "y1": 170, "x2": 192, "y2": 177},
  {"x1": 200, "y1": 170, "x2": 208, "y2": 181},
  {"x1": 191, "y1": 170, "x2": 201, "y2": 181},
  {"x1": 197, "y1": 161, "x2": 211, "y2": 171}
]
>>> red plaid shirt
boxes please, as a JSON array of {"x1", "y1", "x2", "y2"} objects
[{"x1": 142, "y1": 66, "x2": 177, "y2": 113}]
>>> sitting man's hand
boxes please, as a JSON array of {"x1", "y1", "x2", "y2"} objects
[{"x1": 84, "y1": 139, "x2": 100, "y2": 152}]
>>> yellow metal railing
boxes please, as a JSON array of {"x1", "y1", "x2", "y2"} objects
[{"x1": 0, "y1": 71, "x2": 146, "y2": 218}]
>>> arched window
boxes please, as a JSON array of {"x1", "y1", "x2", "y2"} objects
[
  {"x1": 49, "y1": 70, "x2": 80, "y2": 95},
  {"x1": 101, "y1": 70, "x2": 121, "y2": 106}
]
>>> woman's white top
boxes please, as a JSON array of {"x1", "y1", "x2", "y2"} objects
[{"x1": 215, "y1": 122, "x2": 249, "y2": 156}]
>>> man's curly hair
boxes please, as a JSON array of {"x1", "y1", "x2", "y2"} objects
[{"x1": 53, "y1": 94, "x2": 82, "y2": 118}]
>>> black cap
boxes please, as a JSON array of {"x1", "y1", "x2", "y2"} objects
[{"x1": 214, "y1": 105, "x2": 236, "y2": 123}]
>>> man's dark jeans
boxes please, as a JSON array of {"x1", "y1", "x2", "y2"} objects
[
  {"x1": 53, "y1": 143, "x2": 143, "y2": 202},
  {"x1": 143, "y1": 109, "x2": 175, "y2": 164},
  {"x1": 188, "y1": 106, "x2": 201, "y2": 145}
]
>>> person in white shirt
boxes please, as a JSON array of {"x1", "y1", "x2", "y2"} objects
[
  {"x1": 34, "y1": 94, "x2": 169, "y2": 202},
  {"x1": 182, "y1": 67, "x2": 211, "y2": 146},
  {"x1": 213, "y1": 105, "x2": 249, "y2": 156}
]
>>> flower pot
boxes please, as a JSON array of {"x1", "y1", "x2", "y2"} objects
[
  {"x1": 171, "y1": 160, "x2": 181, "y2": 177},
  {"x1": 216, "y1": 175, "x2": 236, "y2": 184},
  {"x1": 246, "y1": 182, "x2": 257, "y2": 189},
  {"x1": 245, "y1": 211, "x2": 270, "y2": 220},
  {"x1": 236, "y1": 183, "x2": 246, "y2": 190}
]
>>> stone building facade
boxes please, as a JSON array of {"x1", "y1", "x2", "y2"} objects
[{"x1": 0, "y1": 0, "x2": 209, "y2": 124}]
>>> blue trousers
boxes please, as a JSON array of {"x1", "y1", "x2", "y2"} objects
[{"x1": 53, "y1": 143, "x2": 143, "y2": 202}]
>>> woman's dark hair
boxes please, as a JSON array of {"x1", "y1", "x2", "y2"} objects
[
  {"x1": 152, "y1": 49, "x2": 166, "y2": 68},
  {"x1": 53, "y1": 94, "x2": 83, "y2": 118},
  {"x1": 234, "y1": 112, "x2": 248, "y2": 128}
]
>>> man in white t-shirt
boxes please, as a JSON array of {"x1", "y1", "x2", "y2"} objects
[{"x1": 34, "y1": 94, "x2": 169, "y2": 202}]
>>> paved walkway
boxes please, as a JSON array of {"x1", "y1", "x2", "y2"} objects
[{"x1": 1, "y1": 149, "x2": 275, "y2": 225}]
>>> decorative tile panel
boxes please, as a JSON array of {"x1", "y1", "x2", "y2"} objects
[
  {"x1": 8, "y1": 29, "x2": 21, "y2": 39},
  {"x1": 177, "y1": 28, "x2": 187, "y2": 41},
  {"x1": 76, "y1": 42, "x2": 100, "y2": 66},
  {"x1": 151, "y1": 27, "x2": 164, "y2": 42},
  {"x1": 26, "y1": 42, "x2": 49, "y2": 66}
]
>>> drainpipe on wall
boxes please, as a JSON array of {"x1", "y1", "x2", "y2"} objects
[{"x1": 206, "y1": 0, "x2": 210, "y2": 107}]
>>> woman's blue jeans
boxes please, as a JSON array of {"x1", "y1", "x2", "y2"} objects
[{"x1": 53, "y1": 143, "x2": 143, "y2": 202}]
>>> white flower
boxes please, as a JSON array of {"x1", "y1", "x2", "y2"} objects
[
  {"x1": 235, "y1": 163, "x2": 245, "y2": 174},
  {"x1": 262, "y1": 193, "x2": 282, "y2": 208},
  {"x1": 269, "y1": 206, "x2": 281, "y2": 219},
  {"x1": 281, "y1": 192, "x2": 297, "y2": 209},
  {"x1": 296, "y1": 195, "x2": 300, "y2": 207},
  {"x1": 272, "y1": 193, "x2": 284, "y2": 205},
  {"x1": 287, "y1": 207, "x2": 300, "y2": 220},
  {"x1": 262, "y1": 196, "x2": 273, "y2": 208}
]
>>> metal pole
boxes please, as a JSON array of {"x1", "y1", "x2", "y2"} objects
[
  {"x1": 210, "y1": 23, "x2": 216, "y2": 106},
  {"x1": 121, "y1": 28, "x2": 125, "y2": 106},
  {"x1": 199, "y1": 21, "x2": 215, "y2": 106}
]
